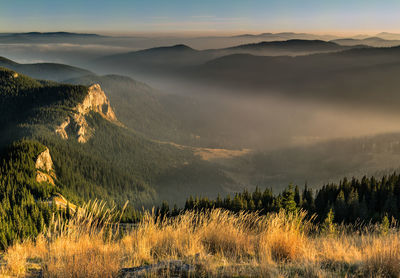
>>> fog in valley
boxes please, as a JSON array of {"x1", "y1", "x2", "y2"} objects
[
  {"x1": 3, "y1": 32, "x2": 400, "y2": 197},
  {"x1": 7, "y1": 1, "x2": 400, "y2": 275}
]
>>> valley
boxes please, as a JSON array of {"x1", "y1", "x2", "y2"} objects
[{"x1": 2, "y1": 24, "x2": 400, "y2": 276}]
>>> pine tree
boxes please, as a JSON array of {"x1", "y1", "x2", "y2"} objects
[
  {"x1": 282, "y1": 184, "x2": 297, "y2": 213},
  {"x1": 294, "y1": 185, "x2": 302, "y2": 207},
  {"x1": 380, "y1": 215, "x2": 390, "y2": 236},
  {"x1": 321, "y1": 208, "x2": 337, "y2": 235},
  {"x1": 334, "y1": 190, "x2": 347, "y2": 222}
]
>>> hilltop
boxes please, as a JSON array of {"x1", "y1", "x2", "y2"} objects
[{"x1": 0, "y1": 56, "x2": 93, "y2": 81}]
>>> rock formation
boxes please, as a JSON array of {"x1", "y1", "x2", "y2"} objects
[
  {"x1": 55, "y1": 84, "x2": 119, "y2": 143},
  {"x1": 35, "y1": 148, "x2": 77, "y2": 212},
  {"x1": 35, "y1": 148, "x2": 56, "y2": 185}
]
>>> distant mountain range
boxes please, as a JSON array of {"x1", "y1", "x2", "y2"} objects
[
  {"x1": 90, "y1": 39, "x2": 400, "y2": 114},
  {"x1": 0, "y1": 31, "x2": 105, "y2": 42},
  {"x1": 182, "y1": 46, "x2": 400, "y2": 111},
  {"x1": 332, "y1": 37, "x2": 400, "y2": 47},
  {"x1": 228, "y1": 31, "x2": 400, "y2": 42},
  {"x1": 230, "y1": 32, "x2": 340, "y2": 41},
  {"x1": 1, "y1": 31, "x2": 400, "y2": 48},
  {"x1": 0, "y1": 31, "x2": 103, "y2": 37},
  {"x1": 93, "y1": 39, "x2": 365, "y2": 76}
]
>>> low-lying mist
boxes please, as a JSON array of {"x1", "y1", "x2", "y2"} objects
[
  {"x1": 0, "y1": 43, "x2": 130, "y2": 65},
  {"x1": 154, "y1": 81, "x2": 400, "y2": 150},
  {"x1": 3, "y1": 40, "x2": 400, "y2": 153}
]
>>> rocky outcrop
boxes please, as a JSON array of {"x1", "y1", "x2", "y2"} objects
[
  {"x1": 47, "y1": 193, "x2": 77, "y2": 212},
  {"x1": 76, "y1": 84, "x2": 117, "y2": 121},
  {"x1": 55, "y1": 84, "x2": 119, "y2": 143},
  {"x1": 35, "y1": 148, "x2": 56, "y2": 185},
  {"x1": 36, "y1": 171, "x2": 55, "y2": 184},
  {"x1": 35, "y1": 148, "x2": 53, "y2": 172},
  {"x1": 34, "y1": 148, "x2": 78, "y2": 214},
  {"x1": 55, "y1": 117, "x2": 70, "y2": 140}
]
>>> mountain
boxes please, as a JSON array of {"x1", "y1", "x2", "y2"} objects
[
  {"x1": 376, "y1": 32, "x2": 400, "y2": 40},
  {"x1": 226, "y1": 39, "x2": 345, "y2": 51},
  {"x1": 94, "y1": 44, "x2": 211, "y2": 76},
  {"x1": 0, "y1": 56, "x2": 93, "y2": 81},
  {"x1": 212, "y1": 39, "x2": 361, "y2": 57},
  {"x1": 180, "y1": 46, "x2": 400, "y2": 113},
  {"x1": 0, "y1": 57, "x2": 263, "y2": 149},
  {"x1": 63, "y1": 74, "x2": 249, "y2": 148},
  {"x1": 5, "y1": 58, "x2": 400, "y2": 251},
  {"x1": 93, "y1": 40, "x2": 363, "y2": 77},
  {"x1": 332, "y1": 37, "x2": 400, "y2": 47},
  {"x1": 0, "y1": 32, "x2": 106, "y2": 44},
  {"x1": 4, "y1": 66, "x2": 400, "y2": 207},
  {"x1": 230, "y1": 32, "x2": 339, "y2": 41},
  {"x1": 0, "y1": 67, "x2": 239, "y2": 209},
  {"x1": 63, "y1": 74, "x2": 191, "y2": 144},
  {"x1": 0, "y1": 32, "x2": 103, "y2": 37}
]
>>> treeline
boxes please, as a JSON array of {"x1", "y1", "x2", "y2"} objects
[{"x1": 159, "y1": 174, "x2": 400, "y2": 224}]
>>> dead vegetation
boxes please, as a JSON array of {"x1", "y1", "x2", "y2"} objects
[{"x1": 1, "y1": 201, "x2": 399, "y2": 277}]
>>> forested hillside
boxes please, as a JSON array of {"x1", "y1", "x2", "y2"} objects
[
  {"x1": 0, "y1": 140, "x2": 56, "y2": 249},
  {"x1": 0, "y1": 67, "x2": 236, "y2": 208}
]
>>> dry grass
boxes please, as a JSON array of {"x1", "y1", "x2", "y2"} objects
[
  {"x1": 2, "y1": 203, "x2": 400, "y2": 277},
  {"x1": 363, "y1": 233, "x2": 400, "y2": 277}
]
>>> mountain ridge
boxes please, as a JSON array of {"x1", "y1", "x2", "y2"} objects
[
  {"x1": 93, "y1": 39, "x2": 365, "y2": 76},
  {"x1": 0, "y1": 56, "x2": 93, "y2": 81}
]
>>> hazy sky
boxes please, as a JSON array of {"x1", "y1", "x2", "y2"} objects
[{"x1": 1, "y1": 0, "x2": 400, "y2": 35}]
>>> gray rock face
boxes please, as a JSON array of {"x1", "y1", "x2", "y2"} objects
[{"x1": 119, "y1": 260, "x2": 195, "y2": 278}]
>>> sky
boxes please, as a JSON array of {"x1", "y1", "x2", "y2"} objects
[{"x1": 1, "y1": 0, "x2": 400, "y2": 35}]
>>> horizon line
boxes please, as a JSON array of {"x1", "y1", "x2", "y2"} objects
[{"x1": 1, "y1": 30, "x2": 400, "y2": 38}]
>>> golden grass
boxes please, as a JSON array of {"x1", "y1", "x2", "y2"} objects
[{"x1": 2, "y1": 203, "x2": 400, "y2": 277}]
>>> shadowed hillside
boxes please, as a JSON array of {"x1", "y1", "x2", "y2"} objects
[{"x1": 0, "y1": 56, "x2": 93, "y2": 81}]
